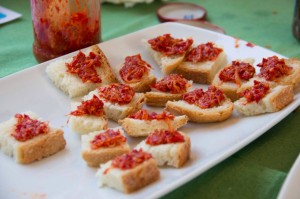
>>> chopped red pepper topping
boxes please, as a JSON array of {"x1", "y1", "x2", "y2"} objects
[
  {"x1": 148, "y1": 34, "x2": 193, "y2": 56},
  {"x1": 183, "y1": 86, "x2": 225, "y2": 109},
  {"x1": 98, "y1": 83, "x2": 135, "y2": 105},
  {"x1": 145, "y1": 129, "x2": 185, "y2": 146},
  {"x1": 219, "y1": 61, "x2": 255, "y2": 84},
  {"x1": 11, "y1": 114, "x2": 49, "y2": 142},
  {"x1": 109, "y1": 149, "x2": 152, "y2": 171},
  {"x1": 66, "y1": 51, "x2": 102, "y2": 83},
  {"x1": 70, "y1": 95, "x2": 104, "y2": 116},
  {"x1": 185, "y1": 42, "x2": 223, "y2": 63},
  {"x1": 90, "y1": 129, "x2": 126, "y2": 150},
  {"x1": 241, "y1": 80, "x2": 270, "y2": 103},
  {"x1": 257, "y1": 56, "x2": 292, "y2": 81},
  {"x1": 150, "y1": 74, "x2": 190, "y2": 94},
  {"x1": 129, "y1": 109, "x2": 175, "y2": 120},
  {"x1": 120, "y1": 54, "x2": 152, "y2": 83}
]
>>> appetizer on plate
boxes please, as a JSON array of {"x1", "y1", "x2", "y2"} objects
[{"x1": 0, "y1": 111, "x2": 66, "y2": 164}]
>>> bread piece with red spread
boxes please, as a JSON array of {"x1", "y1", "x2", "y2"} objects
[
  {"x1": 135, "y1": 129, "x2": 190, "y2": 168},
  {"x1": 112, "y1": 54, "x2": 156, "y2": 92},
  {"x1": 145, "y1": 74, "x2": 192, "y2": 107},
  {"x1": 166, "y1": 86, "x2": 234, "y2": 123},
  {"x1": 0, "y1": 111, "x2": 66, "y2": 164},
  {"x1": 145, "y1": 34, "x2": 193, "y2": 74},
  {"x1": 83, "y1": 83, "x2": 145, "y2": 122},
  {"x1": 68, "y1": 95, "x2": 108, "y2": 134},
  {"x1": 118, "y1": 109, "x2": 188, "y2": 137},
  {"x1": 212, "y1": 58, "x2": 255, "y2": 101},
  {"x1": 81, "y1": 127, "x2": 130, "y2": 167},
  {"x1": 46, "y1": 45, "x2": 117, "y2": 98},
  {"x1": 234, "y1": 80, "x2": 294, "y2": 116},
  {"x1": 96, "y1": 149, "x2": 160, "y2": 193},
  {"x1": 175, "y1": 42, "x2": 227, "y2": 84}
]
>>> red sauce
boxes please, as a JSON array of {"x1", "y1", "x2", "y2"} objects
[
  {"x1": 148, "y1": 34, "x2": 193, "y2": 56},
  {"x1": 31, "y1": 0, "x2": 100, "y2": 62},
  {"x1": 257, "y1": 56, "x2": 292, "y2": 81},
  {"x1": 185, "y1": 42, "x2": 223, "y2": 63},
  {"x1": 183, "y1": 86, "x2": 225, "y2": 109},
  {"x1": 109, "y1": 149, "x2": 152, "y2": 171},
  {"x1": 129, "y1": 109, "x2": 175, "y2": 120},
  {"x1": 145, "y1": 129, "x2": 185, "y2": 146},
  {"x1": 90, "y1": 129, "x2": 126, "y2": 150},
  {"x1": 241, "y1": 80, "x2": 270, "y2": 103},
  {"x1": 119, "y1": 54, "x2": 151, "y2": 83},
  {"x1": 246, "y1": 42, "x2": 255, "y2": 47},
  {"x1": 66, "y1": 51, "x2": 102, "y2": 83},
  {"x1": 70, "y1": 95, "x2": 104, "y2": 116},
  {"x1": 98, "y1": 83, "x2": 134, "y2": 105},
  {"x1": 219, "y1": 61, "x2": 255, "y2": 84},
  {"x1": 11, "y1": 114, "x2": 49, "y2": 142},
  {"x1": 150, "y1": 74, "x2": 190, "y2": 94}
]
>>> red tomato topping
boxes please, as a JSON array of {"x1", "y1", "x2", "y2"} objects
[
  {"x1": 148, "y1": 34, "x2": 193, "y2": 56},
  {"x1": 110, "y1": 149, "x2": 152, "y2": 171},
  {"x1": 241, "y1": 80, "x2": 270, "y2": 103},
  {"x1": 66, "y1": 51, "x2": 102, "y2": 83},
  {"x1": 257, "y1": 56, "x2": 292, "y2": 81},
  {"x1": 128, "y1": 109, "x2": 175, "y2": 120},
  {"x1": 145, "y1": 129, "x2": 185, "y2": 146},
  {"x1": 185, "y1": 42, "x2": 222, "y2": 63},
  {"x1": 120, "y1": 54, "x2": 151, "y2": 83},
  {"x1": 70, "y1": 95, "x2": 104, "y2": 116},
  {"x1": 151, "y1": 74, "x2": 190, "y2": 94},
  {"x1": 98, "y1": 83, "x2": 135, "y2": 105},
  {"x1": 183, "y1": 86, "x2": 225, "y2": 109},
  {"x1": 11, "y1": 114, "x2": 49, "y2": 142},
  {"x1": 90, "y1": 129, "x2": 126, "y2": 150},
  {"x1": 219, "y1": 61, "x2": 255, "y2": 84}
]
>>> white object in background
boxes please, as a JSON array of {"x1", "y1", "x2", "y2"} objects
[{"x1": 0, "y1": 6, "x2": 21, "y2": 24}]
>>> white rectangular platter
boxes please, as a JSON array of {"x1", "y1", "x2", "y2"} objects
[{"x1": 0, "y1": 22, "x2": 299, "y2": 199}]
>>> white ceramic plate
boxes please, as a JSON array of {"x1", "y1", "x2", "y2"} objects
[
  {"x1": 0, "y1": 22, "x2": 299, "y2": 199},
  {"x1": 278, "y1": 154, "x2": 300, "y2": 199}
]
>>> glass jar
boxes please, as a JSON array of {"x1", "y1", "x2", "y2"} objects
[{"x1": 30, "y1": 0, "x2": 101, "y2": 63}]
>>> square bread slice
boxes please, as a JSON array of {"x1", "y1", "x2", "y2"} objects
[
  {"x1": 0, "y1": 111, "x2": 66, "y2": 164},
  {"x1": 135, "y1": 130, "x2": 190, "y2": 168},
  {"x1": 81, "y1": 127, "x2": 130, "y2": 167},
  {"x1": 46, "y1": 45, "x2": 117, "y2": 98},
  {"x1": 96, "y1": 149, "x2": 160, "y2": 193}
]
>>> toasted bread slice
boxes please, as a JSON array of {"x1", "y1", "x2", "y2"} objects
[{"x1": 145, "y1": 91, "x2": 183, "y2": 107}]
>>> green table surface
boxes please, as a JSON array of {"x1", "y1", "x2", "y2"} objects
[{"x1": 1, "y1": 0, "x2": 300, "y2": 199}]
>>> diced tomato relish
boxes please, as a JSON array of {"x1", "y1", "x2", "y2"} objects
[
  {"x1": 145, "y1": 129, "x2": 185, "y2": 146},
  {"x1": 98, "y1": 83, "x2": 134, "y2": 105},
  {"x1": 219, "y1": 61, "x2": 255, "y2": 84},
  {"x1": 257, "y1": 56, "x2": 292, "y2": 81},
  {"x1": 185, "y1": 42, "x2": 223, "y2": 63},
  {"x1": 70, "y1": 95, "x2": 104, "y2": 116},
  {"x1": 90, "y1": 129, "x2": 126, "y2": 150},
  {"x1": 150, "y1": 74, "x2": 190, "y2": 94},
  {"x1": 128, "y1": 109, "x2": 175, "y2": 120},
  {"x1": 120, "y1": 54, "x2": 151, "y2": 83},
  {"x1": 11, "y1": 114, "x2": 49, "y2": 142},
  {"x1": 148, "y1": 34, "x2": 193, "y2": 56},
  {"x1": 241, "y1": 80, "x2": 270, "y2": 103},
  {"x1": 66, "y1": 51, "x2": 102, "y2": 83}
]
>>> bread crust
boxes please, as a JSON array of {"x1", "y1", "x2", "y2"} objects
[
  {"x1": 166, "y1": 98, "x2": 234, "y2": 123},
  {"x1": 145, "y1": 91, "x2": 182, "y2": 107}
]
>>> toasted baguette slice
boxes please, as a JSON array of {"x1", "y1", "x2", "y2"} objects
[
  {"x1": 166, "y1": 98, "x2": 233, "y2": 123},
  {"x1": 96, "y1": 150, "x2": 160, "y2": 193},
  {"x1": 46, "y1": 45, "x2": 117, "y2": 98},
  {"x1": 212, "y1": 58, "x2": 255, "y2": 101},
  {"x1": 234, "y1": 85, "x2": 294, "y2": 116},
  {"x1": 135, "y1": 131, "x2": 190, "y2": 168},
  {"x1": 83, "y1": 88, "x2": 145, "y2": 122},
  {"x1": 81, "y1": 127, "x2": 130, "y2": 167},
  {"x1": 0, "y1": 111, "x2": 66, "y2": 164},
  {"x1": 119, "y1": 115, "x2": 188, "y2": 137},
  {"x1": 145, "y1": 91, "x2": 182, "y2": 107},
  {"x1": 175, "y1": 50, "x2": 227, "y2": 84}
]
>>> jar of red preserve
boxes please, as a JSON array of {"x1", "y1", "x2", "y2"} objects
[{"x1": 30, "y1": 0, "x2": 101, "y2": 63}]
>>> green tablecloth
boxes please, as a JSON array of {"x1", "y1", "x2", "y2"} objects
[{"x1": 0, "y1": 0, "x2": 299, "y2": 198}]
